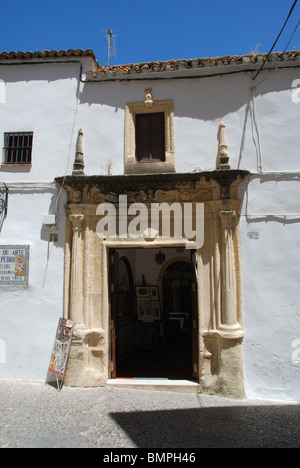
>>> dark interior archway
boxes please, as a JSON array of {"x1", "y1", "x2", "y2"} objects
[{"x1": 114, "y1": 251, "x2": 196, "y2": 380}]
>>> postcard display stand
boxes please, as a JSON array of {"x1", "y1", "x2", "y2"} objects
[{"x1": 46, "y1": 318, "x2": 74, "y2": 391}]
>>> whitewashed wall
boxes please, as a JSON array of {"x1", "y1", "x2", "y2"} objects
[
  {"x1": 0, "y1": 188, "x2": 66, "y2": 380},
  {"x1": 238, "y1": 175, "x2": 300, "y2": 402},
  {"x1": 1, "y1": 57, "x2": 300, "y2": 401},
  {"x1": 0, "y1": 60, "x2": 80, "y2": 380},
  {"x1": 78, "y1": 68, "x2": 300, "y2": 175}
]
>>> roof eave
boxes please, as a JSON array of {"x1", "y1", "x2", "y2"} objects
[
  {"x1": 90, "y1": 51, "x2": 300, "y2": 81},
  {"x1": 0, "y1": 49, "x2": 99, "y2": 67}
]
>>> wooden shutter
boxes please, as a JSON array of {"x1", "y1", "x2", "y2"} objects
[{"x1": 135, "y1": 113, "x2": 165, "y2": 162}]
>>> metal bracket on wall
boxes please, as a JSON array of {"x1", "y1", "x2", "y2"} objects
[{"x1": 0, "y1": 183, "x2": 8, "y2": 232}]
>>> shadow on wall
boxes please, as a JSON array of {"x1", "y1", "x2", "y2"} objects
[
  {"x1": 0, "y1": 62, "x2": 82, "y2": 85},
  {"x1": 109, "y1": 404, "x2": 300, "y2": 448},
  {"x1": 40, "y1": 186, "x2": 66, "y2": 249},
  {"x1": 0, "y1": 165, "x2": 32, "y2": 175},
  {"x1": 79, "y1": 68, "x2": 293, "y2": 121},
  {"x1": 238, "y1": 173, "x2": 300, "y2": 226}
]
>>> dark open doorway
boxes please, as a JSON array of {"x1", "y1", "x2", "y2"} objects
[{"x1": 109, "y1": 248, "x2": 198, "y2": 381}]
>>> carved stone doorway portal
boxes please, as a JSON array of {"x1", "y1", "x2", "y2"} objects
[{"x1": 57, "y1": 169, "x2": 248, "y2": 398}]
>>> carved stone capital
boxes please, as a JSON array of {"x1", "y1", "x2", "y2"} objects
[
  {"x1": 219, "y1": 210, "x2": 236, "y2": 226},
  {"x1": 69, "y1": 214, "x2": 84, "y2": 232}
]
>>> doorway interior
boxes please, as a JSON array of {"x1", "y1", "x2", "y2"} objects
[{"x1": 109, "y1": 247, "x2": 198, "y2": 381}]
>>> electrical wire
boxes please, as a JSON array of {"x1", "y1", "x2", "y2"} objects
[
  {"x1": 248, "y1": 0, "x2": 299, "y2": 172},
  {"x1": 284, "y1": 19, "x2": 300, "y2": 50},
  {"x1": 253, "y1": 98, "x2": 262, "y2": 173},
  {"x1": 54, "y1": 83, "x2": 80, "y2": 215},
  {"x1": 253, "y1": 0, "x2": 298, "y2": 81}
]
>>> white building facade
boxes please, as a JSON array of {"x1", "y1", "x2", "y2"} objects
[{"x1": 0, "y1": 49, "x2": 300, "y2": 401}]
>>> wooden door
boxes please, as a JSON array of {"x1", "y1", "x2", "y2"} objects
[
  {"x1": 109, "y1": 249, "x2": 119, "y2": 378},
  {"x1": 191, "y1": 250, "x2": 199, "y2": 381}
]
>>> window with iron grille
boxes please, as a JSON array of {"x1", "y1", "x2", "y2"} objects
[{"x1": 3, "y1": 132, "x2": 33, "y2": 165}]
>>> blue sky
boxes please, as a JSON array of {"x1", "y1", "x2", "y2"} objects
[{"x1": 0, "y1": 0, "x2": 299, "y2": 66}]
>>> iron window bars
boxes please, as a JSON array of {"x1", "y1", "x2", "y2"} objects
[{"x1": 3, "y1": 132, "x2": 33, "y2": 164}]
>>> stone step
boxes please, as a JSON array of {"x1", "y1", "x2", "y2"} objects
[{"x1": 107, "y1": 378, "x2": 201, "y2": 393}]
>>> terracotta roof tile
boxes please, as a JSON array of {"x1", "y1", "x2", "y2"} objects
[
  {"x1": 1, "y1": 49, "x2": 299, "y2": 80},
  {"x1": 94, "y1": 51, "x2": 300, "y2": 79},
  {"x1": 0, "y1": 48, "x2": 97, "y2": 61}
]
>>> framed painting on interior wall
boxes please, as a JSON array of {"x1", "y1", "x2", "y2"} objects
[
  {"x1": 150, "y1": 286, "x2": 159, "y2": 300},
  {"x1": 136, "y1": 286, "x2": 150, "y2": 299},
  {"x1": 136, "y1": 285, "x2": 160, "y2": 322},
  {"x1": 143, "y1": 300, "x2": 154, "y2": 322},
  {"x1": 137, "y1": 300, "x2": 146, "y2": 320},
  {"x1": 137, "y1": 300, "x2": 155, "y2": 322},
  {"x1": 152, "y1": 301, "x2": 161, "y2": 320}
]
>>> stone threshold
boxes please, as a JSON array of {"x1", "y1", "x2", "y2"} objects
[{"x1": 107, "y1": 378, "x2": 201, "y2": 393}]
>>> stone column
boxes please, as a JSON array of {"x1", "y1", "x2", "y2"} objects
[
  {"x1": 65, "y1": 211, "x2": 107, "y2": 388},
  {"x1": 217, "y1": 121, "x2": 230, "y2": 170},
  {"x1": 69, "y1": 213, "x2": 84, "y2": 325},
  {"x1": 219, "y1": 210, "x2": 239, "y2": 329},
  {"x1": 72, "y1": 129, "x2": 85, "y2": 176}
]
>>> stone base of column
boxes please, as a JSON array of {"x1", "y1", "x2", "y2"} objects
[
  {"x1": 201, "y1": 329, "x2": 245, "y2": 399},
  {"x1": 64, "y1": 325, "x2": 107, "y2": 387}
]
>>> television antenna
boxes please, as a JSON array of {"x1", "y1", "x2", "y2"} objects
[{"x1": 102, "y1": 29, "x2": 119, "y2": 66}]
